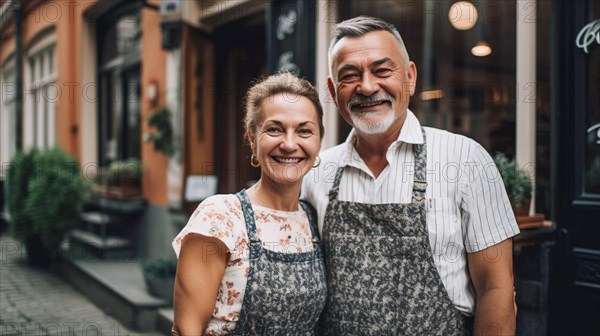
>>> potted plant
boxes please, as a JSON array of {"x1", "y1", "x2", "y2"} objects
[
  {"x1": 493, "y1": 153, "x2": 533, "y2": 216},
  {"x1": 142, "y1": 258, "x2": 177, "y2": 302},
  {"x1": 93, "y1": 158, "x2": 142, "y2": 199},
  {"x1": 5, "y1": 148, "x2": 89, "y2": 266}
]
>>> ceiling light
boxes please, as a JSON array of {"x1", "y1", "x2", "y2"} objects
[
  {"x1": 448, "y1": 1, "x2": 478, "y2": 30},
  {"x1": 420, "y1": 89, "x2": 444, "y2": 101},
  {"x1": 471, "y1": 41, "x2": 492, "y2": 57}
]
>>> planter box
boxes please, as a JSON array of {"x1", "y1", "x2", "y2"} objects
[
  {"x1": 144, "y1": 275, "x2": 175, "y2": 303},
  {"x1": 92, "y1": 184, "x2": 142, "y2": 199},
  {"x1": 516, "y1": 214, "x2": 548, "y2": 230}
]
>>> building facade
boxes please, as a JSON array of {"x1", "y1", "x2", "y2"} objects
[{"x1": 1, "y1": 0, "x2": 598, "y2": 333}]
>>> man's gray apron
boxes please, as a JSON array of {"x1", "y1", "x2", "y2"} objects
[
  {"x1": 232, "y1": 190, "x2": 326, "y2": 335},
  {"x1": 318, "y1": 129, "x2": 472, "y2": 335}
]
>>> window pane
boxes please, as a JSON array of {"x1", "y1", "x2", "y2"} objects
[
  {"x1": 1, "y1": 67, "x2": 16, "y2": 164},
  {"x1": 97, "y1": 4, "x2": 142, "y2": 164},
  {"x1": 100, "y1": 11, "x2": 141, "y2": 64},
  {"x1": 112, "y1": 71, "x2": 122, "y2": 161},
  {"x1": 125, "y1": 70, "x2": 141, "y2": 159},
  {"x1": 49, "y1": 47, "x2": 55, "y2": 75}
]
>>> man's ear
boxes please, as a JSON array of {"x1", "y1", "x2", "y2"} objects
[
  {"x1": 407, "y1": 62, "x2": 418, "y2": 96},
  {"x1": 327, "y1": 77, "x2": 339, "y2": 107}
]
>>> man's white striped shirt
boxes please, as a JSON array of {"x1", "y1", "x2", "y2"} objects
[{"x1": 301, "y1": 110, "x2": 520, "y2": 314}]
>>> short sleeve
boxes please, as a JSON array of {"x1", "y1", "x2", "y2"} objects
[
  {"x1": 172, "y1": 195, "x2": 243, "y2": 258},
  {"x1": 459, "y1": 142, "x2": 520, "y2": 253}
]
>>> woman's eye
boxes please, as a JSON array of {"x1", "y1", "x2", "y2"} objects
[
  {"x1": 298, "y1": 128, "x2": 313, "y2": 136},
  {"x1": 265, "y1": 127, "x2": 282, "y2": 134}
]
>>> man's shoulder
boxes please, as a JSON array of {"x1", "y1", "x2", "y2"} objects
[
  {"x1": 423, "y1": 126, "x2": 480, "y2": 148},
  {"x1": 424, "y1": 126, "x2": 470, "y2": 140},
  {"x1": 319, "y1": 142, "x2": 347, "y2": 163}
]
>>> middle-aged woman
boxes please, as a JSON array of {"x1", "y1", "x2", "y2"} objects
[{"x1": 171, "y1": 72, "x2": 326, "y2": 335}]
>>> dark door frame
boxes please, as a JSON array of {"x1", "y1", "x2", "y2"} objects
[{"x1": 548, "y1": 0, "x2": 600, "y2": 334}]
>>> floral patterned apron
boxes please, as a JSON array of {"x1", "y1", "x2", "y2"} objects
[
  {"x1": 318, "y1": 129, "x2": 472, "y2": 335},
  {"x1": 232, "y1": 190, "x2": 326, "y2": 335}
]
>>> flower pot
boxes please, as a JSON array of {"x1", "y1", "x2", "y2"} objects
[
  {"x1": 513, "y1": 201, "x2": 530, "y2": 217},
  {"x1": 25, "y1": 234, "x2": 51, "y2": 268},
  {"x1": 144, "y1": 274, "x2": 175, "y2": 303}
]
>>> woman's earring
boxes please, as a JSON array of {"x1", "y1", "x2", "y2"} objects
[
  {"x1": 313, "y1": 156, "x2": 321, "y2": 168},
  {"x1": 250, "y1": 154, "x2": 260, "y2": 168}
]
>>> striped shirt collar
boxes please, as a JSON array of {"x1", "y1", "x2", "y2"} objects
[{"x1": 341, "y1": 109, "x2": 424, "y2": 167}]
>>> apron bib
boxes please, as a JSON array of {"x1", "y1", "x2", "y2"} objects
[
  {"x1": 232, "y1": 190, "x2": 326, "y2": 335},
  {"x1": 319, "y1": 129, "x2": 471, "y2": 335}
]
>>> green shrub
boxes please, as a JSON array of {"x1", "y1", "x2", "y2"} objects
[
  {"x1": 5, "y1": 149, "x2": 39, "y2": 242},
  {"x1": 5, "y1": 148, "x2": 89, "y2": 260},
  {"x1": 106, "y1": 158, "x2": 142, "y2": 186},
  {"x1": 493, "y1": 153, "x2": 533, "y2": 208}
]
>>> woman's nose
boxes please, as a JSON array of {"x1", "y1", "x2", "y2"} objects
[{"x1": 279, "y1": 133, "x2": 299, "y2": 152}]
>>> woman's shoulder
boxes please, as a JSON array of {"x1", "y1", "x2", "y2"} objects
[
  {"x1": 173, "y1": 194, "x2": 245, "y2": 256},
  {"x1": 192, "y1": 194, "x2": 243, "y2": 219}
]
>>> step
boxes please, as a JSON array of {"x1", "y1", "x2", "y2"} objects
[
  {"x1": 59, "y1": 253, "x2": 171, "y2": 333},
  {"x1": 80, "y1": 211, "x2": 125, "y2": 238},
  {"x1": 156, "y1": 308, "x2": 174, "y2": 335},
  {"x1": 81, "y1": 211, "x2": 113, "y2": 225},
  {"x1": 69, "y1": 229, "x2": 134, "y2": 260}
]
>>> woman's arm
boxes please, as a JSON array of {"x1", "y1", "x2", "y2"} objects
[{"x1": 172, "y1": 233, "x2": 229, "y2": 335}]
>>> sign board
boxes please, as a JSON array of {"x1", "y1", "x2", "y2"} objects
[
  {"x1": 184, "y1": 175, "x2": 218, "y2": 202},
  {"x1": 267, "y1": 0, "x2": 316, "y2": 83}
]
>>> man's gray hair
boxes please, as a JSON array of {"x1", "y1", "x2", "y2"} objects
[{"x1": 328, "y1": 16, "x2": 410, "y2": 77}]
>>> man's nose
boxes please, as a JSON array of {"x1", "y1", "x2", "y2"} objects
[{"x1": 356, "y1": 73, "x2": 380, "y2": 96}]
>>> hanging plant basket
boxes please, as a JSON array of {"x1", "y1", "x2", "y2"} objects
[{"x1": 144, "y1": 107, "x2": 175, "y2": 156}]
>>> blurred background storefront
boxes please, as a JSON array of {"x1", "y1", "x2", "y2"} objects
[{"x1": 0, "y1": 0, "x2": 598, "y2": 334}]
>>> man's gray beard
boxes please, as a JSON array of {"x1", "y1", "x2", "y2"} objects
[{"x1": 349, "y1": 109, "x2": 395, "y2": 135}]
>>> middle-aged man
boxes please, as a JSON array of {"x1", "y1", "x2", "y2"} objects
[{"x1": 302, "y1": 16, "x2": 519, "y2": 335}]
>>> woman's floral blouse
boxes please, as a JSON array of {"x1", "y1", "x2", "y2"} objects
[{"x1": 172, "y1": 194, "x2": 314, "y2": 335}]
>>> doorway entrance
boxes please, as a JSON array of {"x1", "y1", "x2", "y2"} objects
[{"x1": 213, "y1": 13, "x2": 267, "y2": 193}]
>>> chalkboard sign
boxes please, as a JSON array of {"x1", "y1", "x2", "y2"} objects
[{"x1": 267, "y1": 0, "x2": 316, "y2": 83}]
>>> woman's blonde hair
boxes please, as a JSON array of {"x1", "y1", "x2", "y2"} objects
[{"x1": 244, "y1": 72, "x2": 324, "y2": 141}]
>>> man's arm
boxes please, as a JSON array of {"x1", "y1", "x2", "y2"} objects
[
  {"x1": 172, "y1": 233, "x2": 228, "y2": 335},
  {"x1": 468, "y1": 238, "x2": 516, "y2": 336}
]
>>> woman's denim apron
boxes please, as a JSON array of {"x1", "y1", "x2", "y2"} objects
[{"x1": 232, "y1": 189, "x2": 326, "y2": 335}]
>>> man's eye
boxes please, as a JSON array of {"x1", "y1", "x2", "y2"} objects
[
  {"x1": 340, "y1": 73, "x2": 359, "y2": 81},
  {"x1": 375, "y1": 68, "x2": 391, "y2": 75}
]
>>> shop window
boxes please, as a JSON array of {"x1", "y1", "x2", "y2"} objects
[
  {"x1": 338, "y1": 0, "x2": 517, "y2": 156},
  {"x1": 0, "y1": 57, "x2": 16, "y2": 167},
  {"x1": 96, "y1": 2, "x2": 142, "y2": 165},
  {"x1": 25, "y1": 40, "x2": 56, "y2": 149}
]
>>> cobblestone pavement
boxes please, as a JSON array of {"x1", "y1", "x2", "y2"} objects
[{"x1": 0, "y1": 234, "x2": 160, "y2": 336}]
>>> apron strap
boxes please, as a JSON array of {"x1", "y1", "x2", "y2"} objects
[
  {"x1": 327, "y1": 165, "x2": 345, "y2": 202},
  {"x1": 411, "y1": 127, "x2": 428, "y2": 202},
  {"x1": 300, "y1": 200, "x2": 321, "y2": 244},
  {"x1": 235, "y1": 189, "x2": 261, "y2": 244}
]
